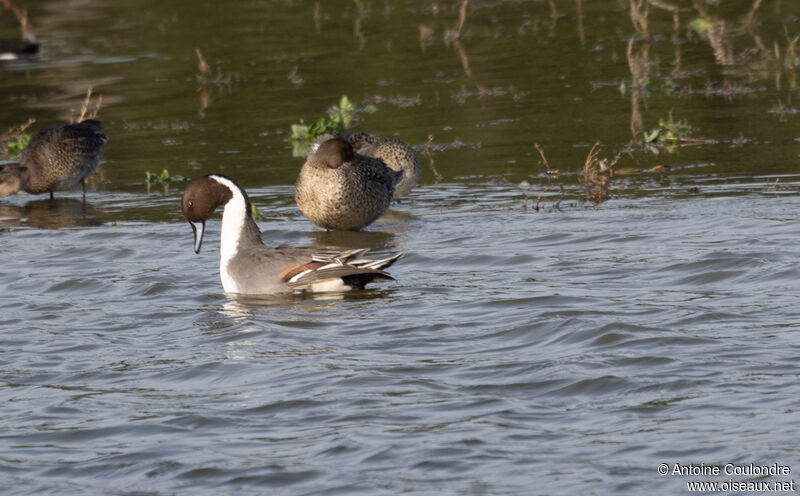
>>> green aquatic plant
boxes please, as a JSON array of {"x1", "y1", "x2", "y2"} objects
[
  {"x1": 644, "y1": 112, "x2": 715, "y2": 154},
  {"x1": 4, "y1": 133, "x2": 29, "y2": 157},
  {"x1": 1, "y1": 118, "x2": 35, "y2": 158},
  {"x1": 251, "y1": 204, "x2": 262, "y2": 220},
  {"x1": 146, "y1": 168, "x2": 173, "y2": 185},
  {"x1": 643, "y1": 111, "x2": 692, "y2": 150},
  {"x1": 145, "y1": 168, "x2": 187, "y2": 193},
  {"x1": 657, "y1": 112, "x2": 694, "y2": 142},
  {"x1": 688, "y1": 18, "x2": 714, "y2": 36},
  {"x1": 289, "y1": 96, "x2": 377, "y2": 156},
  {"x1": 290, "y1": 95, "x2": 355, "y2": 142}
]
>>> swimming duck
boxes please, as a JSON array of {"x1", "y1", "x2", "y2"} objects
[
  {"x1": 181, "y1": 173, "x2": 402, "y2": 294},
  {"x1": 0, "y1": 119, "x2": 108, "y2": 200},
  {"x1": 295, "y1": 137, "x2": 401, "y2": 231}
]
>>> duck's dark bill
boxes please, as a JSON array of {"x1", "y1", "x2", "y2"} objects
[{"x1": 190, "y1": 221, "x2": 205, "y2": 254}]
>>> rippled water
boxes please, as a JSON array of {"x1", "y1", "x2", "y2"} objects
[
  {"x1": 2, "y1": 185, "x2": 800, "y2": 494},
  {"x1": 3, "y1": 0, "x2": 800, "y2": 494}
]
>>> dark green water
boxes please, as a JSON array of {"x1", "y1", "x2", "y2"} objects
[{"x1": 1, "y1": 1, "x2": 800, "y2": 494}]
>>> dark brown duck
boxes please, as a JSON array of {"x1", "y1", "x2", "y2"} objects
[
  {"x1": 0, "y1": 120, "x2": 108, "y2": 200},
  {"x1": 295, "y1": 137, "x2": 402, "y2": 231}
]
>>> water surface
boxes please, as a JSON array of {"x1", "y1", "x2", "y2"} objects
[{"x1": 2, "y1": 1, "x2": 800, "y2": 494}]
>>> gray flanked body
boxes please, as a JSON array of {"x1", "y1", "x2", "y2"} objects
[
  {"x1": 0, "y1": 119, "x2": 107, "y2": 199},
  {"x1": 295, "y1": 137, "x2": 401, "y2": 231},
  {"x1": 221, "y1": 215, "x2": 316, "y2": 293},
  {"x1": 181, "y1": 173, "x2": 402, "y2": 294}
]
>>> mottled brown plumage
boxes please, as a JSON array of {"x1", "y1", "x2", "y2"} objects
[
  {"x1": 295, "y1": 137, "x2": 401, "y2": 231},
  {"x1": 0, "y1": 120, "x2": 107, "y2": 200},
  {"x1": 345, "y1": 132, "x2": 421, "y2": 198},
  {"x1": 310, "y1": 132, "x2": 421, "y2": 199}
]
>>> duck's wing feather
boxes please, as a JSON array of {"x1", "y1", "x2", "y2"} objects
[{"x1": 279, "y1": 248, "x2": 402, "y2": 292}]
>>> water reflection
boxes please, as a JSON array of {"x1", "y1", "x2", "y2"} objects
[
  {"x1": 303, "y1": 225, "x2": 398, "y2": 252},
  {"x1": 0, "y1": 197, "x2": 101, "y2": 228},
  {"x1": 219, "y1": 288, "x2": 391, "y2": 317}
]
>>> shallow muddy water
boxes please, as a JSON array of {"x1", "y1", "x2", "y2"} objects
[{"x1": 2, "y1": 1, "x2": 800, "y2": 495}]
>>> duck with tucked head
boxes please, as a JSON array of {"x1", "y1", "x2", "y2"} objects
[
  {"x1": 0, "y1": 119, "x2": 108, "y2": 201},
  {"x1": 295, "y1": 137, "x2": 401, "y2": 231},
  {"x1": 341, "y1": 132, "x2": 420, "y2": 198},
  {"x1": 308, "y1": 132, "x2": 420, "y2": 199},
  {"x1": 182, "y1": 173, "x2": 402, "y2": 294}
]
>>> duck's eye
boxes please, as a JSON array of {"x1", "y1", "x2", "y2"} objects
[{"x1": 188, "y1": 201, "x2": 194, "y2": 208}]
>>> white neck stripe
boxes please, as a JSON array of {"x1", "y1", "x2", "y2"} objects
[{"x1": 209, "y1": 175, "x2": 246, "y2": 293}]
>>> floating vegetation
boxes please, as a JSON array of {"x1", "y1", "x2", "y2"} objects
[
  {"x1": 364, "y1": 95, "x2": 423, "y2": 108},
  {"x1": 579, "y1": 142, "x2": 620, "y2": 204},
  {"x1": 768, "y1": 100, "x2": 799, "y2": 122},
  {"x1": 618, "y1": 77, "x2": 678, "y2": 96},
  {"x1": 643, "y1": 112, "x2": 715, "y2": 153},
  {"x1": 653, "y1": 112, "x2": 693, "y2": 141},
  {"x1": 451, "y1": 85, "x2": 522, "y2": 105},
  {"x1": 4, "y1": 133, "x2": 29, "y2": 157},
  {"x1": 699, "y1": 81, "x2": 755, "y2": 98},
  {"x1": 145, "y1": 169, "x2": 172, "y2": 185},
  {"x1": 520, "y1": 142, "x2": 623, "y2": 209},
  {"x1": 769, "y1": 101, "x2": 799, "y2": 115},
  {"x1": 289, "y1": 96, "x2": 377, "y2": 156},
  {"x1": 475, "y1": 117, "x2": 516, "y2": 128},
  {"x1": 290, "y1": 95, "x2": 354, "y2": 142},
  {"x1": 688, "y1": 18, "x2": 714, "y2": 37},
  {"x1": 417, "y1": 136, "x2": 481, "y2": 153},
  {"x1": 0, "y1": 118, "x2": 34, "y2": 158},
  {"x1": 145, "y1": 169, "x2": 187, "y2": 193}
]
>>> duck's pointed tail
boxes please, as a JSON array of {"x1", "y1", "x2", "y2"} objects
[{"x1": 285, "y1": 250, "x2": 404, "y2": 292}]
